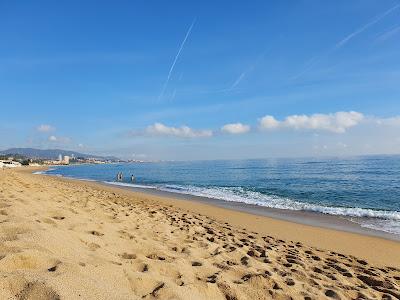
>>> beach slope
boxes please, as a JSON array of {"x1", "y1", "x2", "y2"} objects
[{"x1": 0, "y1": 169, "x2": 399, "y2": 299}]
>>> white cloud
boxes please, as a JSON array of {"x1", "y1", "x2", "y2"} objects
[
  {"x1": 259, "y1": 111, "x2": 364, "y2": 133},
  {"x1": 146, "y1": 123, "x2": 213, "y2": 138},
  {"x1": 221, "y1": 123, "x2": 250, "y2": 134},
  {"x1": 37, "y1": 124, "x2": 55, "y2": 132},
  {"x1": 48, "y1": 135, "x2": 71, "y2": 143},
  {"x1": 259, "y1": 115, "x2": 280, "y2": 130},
  {"x1": 374, "y1": 116, "x2": 400, "y2": 126}
]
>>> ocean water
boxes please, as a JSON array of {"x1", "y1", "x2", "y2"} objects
[{"x1": 40, "y1": 156, "x2": 400, "y2": 236}]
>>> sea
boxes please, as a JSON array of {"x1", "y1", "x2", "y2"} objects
[{"x1": 37, "y1": 155, "x2": 400, "y2": 237}]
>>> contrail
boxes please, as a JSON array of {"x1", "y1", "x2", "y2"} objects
[
  {"x1": 292, "y1": 2, "x2": 400, "y2": 80},
  {"x1": 290, "y1": 54, "x2": 327, "y2": 80},
  {"x1": 229, "y1": 71, "x2": 247, "y2": 90},
  {"x1": 335, "y1": 2, "x2": 400, "y2": 49},
  {"x1": 158, "y1": 19, "x2": 196, "y2": 100},
  {"x1": 376, "y1": 24, "x2": 400, "y2": 42},
  {"x1": 226, "y1": 50, "x2": 267, "y2": 92}
]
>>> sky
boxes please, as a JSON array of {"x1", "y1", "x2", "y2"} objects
[{"x1": 1, "y1": 0, "x2": 400, "y2": 160}]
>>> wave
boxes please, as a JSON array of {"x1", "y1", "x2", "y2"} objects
[
  {"x1": 34, "y1": 170, "x2": 98, "y2": 182},
  {"x1": 105, "y1": 181, "x2": 400, "y2": 222},
  {"x1": 33, "y1": 171, "x2": 46, "y2": 175},
  {"x1": 105, "y1": 181, "x2": 159, "y2": 189},
  {"x1": 357, "y1": 219, "x2": 400, "y2": 236},
  {"x1": 33, "y1": 168, "x2": 56, "y2": 175}
]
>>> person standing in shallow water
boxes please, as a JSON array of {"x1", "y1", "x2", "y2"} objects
[
  {"x1": 116, "y1": 172, "x2": 123, "y2": 181},
  {"x1": 131, "y1": 175, "x2": 135, "y2": 182}
]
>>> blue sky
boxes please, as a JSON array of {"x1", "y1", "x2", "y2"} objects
[{"x1": 1, "y1": 0, "x2": 400, "y2": 160}]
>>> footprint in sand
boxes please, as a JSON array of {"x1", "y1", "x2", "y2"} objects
[
  {"x1": 123, "y1": 270, "x2": 165, "y2": 298},
  {"x1": 0, "y1": 250, "x2": 60, "y2": 273},
  {"x1": 41, "y1": 218, "x2": 57, "y2": 226},
  {"x1": 47, "y1": 265, "x2": 58, "y2": 272},
  {"x1": 88, "y1": 243, "x2": 100, "y2": 251},
  {"x1": 16, "y1": 281, "x2": 60, "y2": 300},
  {"x1": 88, "y1": 230, "x2": 104, "y2": 236},
  {"x1": 325, "y1": 289, "x2": 340, "y2": 299},
  {"x1": 119, "y1": 253, "x2": 137, "y2": 259},
  {"x1": 137, "y1": 263, "x2": 149, "y2": 272},
  {"x1": 146, "y1": 253, "x2": 166, "y2": 261}
]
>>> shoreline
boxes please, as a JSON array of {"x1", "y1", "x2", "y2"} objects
[
  {"x1": 35, "y1": 166, "x2": 400, "y2": 242},
  {"x1": 28, "y1": 167, "x2": 400, "y2": 267},
  {"x1": 1, "y1": 167, "x2": 399, "y2": 299},
  {"x1": 103, "y1": 181, "x2": 400, "y2": 242}
]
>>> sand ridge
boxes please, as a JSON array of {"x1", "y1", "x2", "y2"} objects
[{"x1": 0, "y1": 169, "x2": 399, "y2": 299}]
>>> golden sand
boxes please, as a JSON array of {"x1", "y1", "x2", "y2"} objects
[{"x1": 0, "y1": 168, "x2": 399, "y2": 299}]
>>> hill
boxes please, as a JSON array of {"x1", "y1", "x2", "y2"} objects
[{"x1": 0, "y1": 148, "x2": 119, "y2": 161}]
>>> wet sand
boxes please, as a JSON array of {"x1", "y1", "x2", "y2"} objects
[
  {"x1": 106, "y1": 182, "x2": 400, "y2": 242},
  {"x1": 0, "y1": 168, "x2": 399, "y2": 299}
]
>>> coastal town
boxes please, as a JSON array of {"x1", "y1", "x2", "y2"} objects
[
  {"x1": 0, "y1": 148, "x2": 153, "y2": 169},
  {"x1": 0, "y1": 152, "x2": 118, "y2": 169}
]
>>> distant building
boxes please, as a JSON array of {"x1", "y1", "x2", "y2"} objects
[
  {"x1": 63, "y1": 156, "x2": 70, "y2": 164},
  {"x1": 29, "y1": 162, "x2": 41, "y2": 167},
  {"x1": 0, "y1": 160, "x2": 22, "y2": 168},
  {"x1": 58, "y1": 154, "x2": 62, "y2": 162}
]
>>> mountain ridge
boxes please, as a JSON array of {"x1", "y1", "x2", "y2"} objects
[{"x1": 0, "y1": 148, "x2": 119, "y2": 160}]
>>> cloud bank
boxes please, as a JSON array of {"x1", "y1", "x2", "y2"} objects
[
  {"x1": 374, "y1": 116, "x2": 400, "y2": 126},
  {"x1": 259, "y1": 111, "x2": 364, "y2": 133},
  {"x1": 128, "y1": 111, "x2": 400, "y2": 142}
]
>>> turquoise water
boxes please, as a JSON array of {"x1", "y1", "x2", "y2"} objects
[{"x1": 40, "y1": 155, "x2": 400, "y2": 236}]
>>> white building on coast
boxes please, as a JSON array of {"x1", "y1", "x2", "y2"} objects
[{"x1": 0, "y1": 160, "x2": 22, "y2": 168}]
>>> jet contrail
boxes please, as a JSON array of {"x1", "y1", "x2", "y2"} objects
[
  {"x1": 335, "y1": 2, "x2": 400, "y2": 49},
  {"x1": 376, "y1": 24, "x2": 400, "y2": 42},
  {"x1": 292, "y1": 2, "x2": 400, "y2": 80},
  {"x1": 225, "y1": 50, "x2": 268, "y2": 92},
  {"x1": 158, "y1": 19, "x2": 196, "y2": 100},
  {"x1": 229, "y1": 71, "x2": 247, "y2": 90}
]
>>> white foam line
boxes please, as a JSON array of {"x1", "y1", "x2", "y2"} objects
[
  {"x1": 105, "y1": 181, "x2": 158, "y2": 190},
  {"x1": 105, "y1": 182, "x2": 400, "y2": 222},
  {"x1": 34, "y1": 171, "x2": 400, "y2": 234},
  {"x1": 156, "y1": 185, "x2": 400, "y2": 221},
  {"x1": 33, "y1": 168, "x2": 56, "y2": 175}
]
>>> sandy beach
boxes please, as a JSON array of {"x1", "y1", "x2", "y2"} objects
[{"x1": 0, "y1": 168, "x2": 399, "y2": 300}]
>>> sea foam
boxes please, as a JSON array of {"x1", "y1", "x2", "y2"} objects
[{"x1": 106, "y1": 182, "x2": 400, "y2": 222}]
